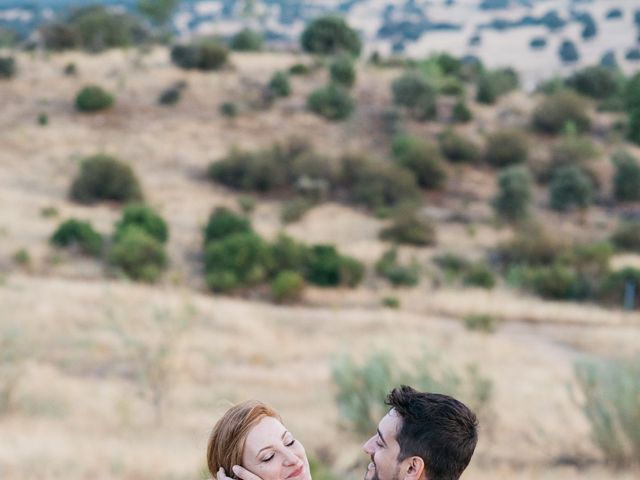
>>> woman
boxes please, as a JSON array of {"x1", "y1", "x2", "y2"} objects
[{"x1": 207, "y1": 400, "x2": 312, "y2": 480}]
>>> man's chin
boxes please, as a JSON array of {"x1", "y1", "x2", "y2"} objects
[{"x1": 364, "y1": 463, "x2": 377, "y2": 480}]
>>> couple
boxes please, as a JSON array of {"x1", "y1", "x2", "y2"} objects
[{"x1": 207, "y1": 386, "x2": 478, "y2": 480}]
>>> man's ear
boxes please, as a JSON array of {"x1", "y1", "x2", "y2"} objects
[{"x1": 401, "y1": 456, "x2": 425, "y2": 480}]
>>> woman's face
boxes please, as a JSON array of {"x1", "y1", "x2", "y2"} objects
[{"x1": 242, "y1": 416, "x2": 311, "y2": 480}]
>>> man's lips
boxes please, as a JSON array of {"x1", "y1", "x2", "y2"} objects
[{"x1": 286, "y1": 465, "x2": 304, "y2": 479}]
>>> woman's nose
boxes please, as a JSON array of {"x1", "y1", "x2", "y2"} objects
[{"x1": 282, "y1": 449, "x2": 299, "y2": 465}]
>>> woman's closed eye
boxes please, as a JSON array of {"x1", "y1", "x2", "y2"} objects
[
  {"x1": 285, "y1": 438, "x2": 295, "y2": 447},
  {"x1": 262, "y1": 452, "x2": 275, "y2": 462}
]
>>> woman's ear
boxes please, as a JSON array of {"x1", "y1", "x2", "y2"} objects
[{"x1": 403, "y1": 456, "x2": 425, "y2": 480}]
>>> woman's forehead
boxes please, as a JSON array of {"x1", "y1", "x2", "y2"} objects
[{"x1": 246, "y1": 417, "x2": 287, "y2": 448}]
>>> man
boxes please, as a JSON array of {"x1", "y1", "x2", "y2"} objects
[{"x1": 363, "y1": 385, "x2": 478, "y2": 480}]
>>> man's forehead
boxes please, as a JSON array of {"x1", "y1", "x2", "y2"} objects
[{"x1": 379, "y1": 409, "x2": 401, "y2": 436}]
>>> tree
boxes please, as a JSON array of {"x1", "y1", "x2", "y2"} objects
[
  {"x1": 613, "y1": 151, "x2": 640, "y2": 202},
  {"x1": 138, "y1": 0, "x2": 180, "y2": 28},
  {"x1": 549, "y1": 166, "x2": 593, "y2": 212},
  {"x1": 391, "y1": 72, "x2": 437, "y2": 121},
  {"x1": 330, "y1": 53, "x2": 356, "y2": 88},
  {"x1": 493, "y1": 166, "x2": 533, "y2": 222},
  {"x1": 301, "y1": 15, "x2": 361, "y2": 56},
  {"x1": 230, "y1": 28, "x2": 263, "y2": 51},
  {"x1": 532, "y1": 90, "x2": 591, "y2": 134},
  {"x1": 484, "y1": 129, "x2": 528, "y2": 168}
]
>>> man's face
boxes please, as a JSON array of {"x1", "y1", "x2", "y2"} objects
[{"x1": 362, "y1": 410, "x2": 403, "y2": 480}]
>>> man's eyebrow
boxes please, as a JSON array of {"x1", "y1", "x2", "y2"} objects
[
  {"x1": 257, "y1": 430, "x2": 289, "y2": 455},
  {"x1": 377, "y1": 428, "x2": 387, "y2": 446}
]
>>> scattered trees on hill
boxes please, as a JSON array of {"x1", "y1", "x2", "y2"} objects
[
  {"x1": 391, "y1": 135, "x2": 447, "y2": 189},
  {"x1": 50, "y1": 219, "x2": 103, "y2": 257},
  {"x1": 70, "y1": 154, "x2": 143, "y2": 204},
  {"x1": 566, "y1": 65, "x2": 620, "y2": 100},
  {"x1": 230, "y1": 28, "x2": 263, "y2": 51},
  {"x1": 330, "y1": 54, "x2": 356, "y2": 88},
  {"x1": 611, "y1": 222, "x2": 640, "y2": 253},
  {"x1": 75, "y1": 85, "x2": 115, "y2": 112},
  {"x1": 437, "y1": 129, "x2": 481, "y2": 163},
  {"x1": 268, "y1": 71, "x2": 291, "y2": 97},
  {"x1": 549, "y1": 166, "x2": 593, "y2": 212},
  {"x1": 613, "y1": 150, "x2": 640, "y2": 202},
  {"x1": 484, "y1": 129, "x2": 528, "y2": 168},
  {"x1": 170, "y1": 40, "x2": 228, "y2": 70},
  {"x1": 307, "y1": 84, "x2": 354, "y2": 121},
  {"x1": 301, "y1": 15, "x2": 361, "y2": 56},
  {"x1": 391, "y1": 72, "x2": 437, "y2": 121},
  {"x1": 493, "y1": 166, "x2": 532, "y2": 222},
  {"x1": 532, "y1": 90, "x2": 591, "y2": 134},
  {"x1": 109, "y1": 226, "x2": 168, "y2": 282}
]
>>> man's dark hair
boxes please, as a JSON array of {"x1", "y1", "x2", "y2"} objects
[{"x1": 385, "y1": 385, "x2": 478, "y2": 480}]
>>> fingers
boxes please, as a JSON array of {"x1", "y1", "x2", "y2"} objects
[
  {"x1": 217, "y1": 467, "x2": 233, "y2": 480},
  {"x1": 232, "y1": 465, "x2": 264, "y2": 480}
]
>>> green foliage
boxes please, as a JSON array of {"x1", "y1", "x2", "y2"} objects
[
  {"x1": 433, "y1": 252, "x2": 471, "y2": 279},
  {"x1": 271, "y1": 271, "x2": 305, "y2": 303},
  {"x1": 566, "y1": 66, "x2": 620, "y2": 100},
  {"x1": 114, "y1": 204, "x2": 168, "y2": 244},
  {"x1": 463, "y1": 314, "x2": 499, "y2": 333},
  {"x1": 39, "y1": 22, "x2": 78, "y2": 51},
  {"x1": 391, "y1": 72, "x2": 437, "y2": 121},
  {"x1": 203, "y1": 207, "x2": 252, "y2": 246},
  {"x1": 270, "y1": 234, "x2": 312, "y2": 275},
  {"x1": 381, "y1": 296, "x2": 400, "y2": 309},
  {"x1": 439, "y1": 77, "x2": 464, "y2": 96},
  {"x1": 391, "y1": 135, "x2": 447, "y2": 189},
  {"x1": 613, "y1": 151, "x2": 640, "y2": 202},
  {"x1": 548, "y1": 134, "x2": 598, "y2": 174},
  {"x1": 230, "y1": 28, "x2": 263, "y2": 51},
  {"x1": 237, "y1": 196, "x2": 256, "y2": 215},
  {"x1": 109, "y1": 226, "x2": 167, "y2": 282},
  {"x1": 158, "y1": 82, "x2": 186, "y2": 106},
  {"x1": 475, "y1": 68, "x2": 519, "y2": 104},
  {"x1": 549, "y1": 166, "x2": 593, "y2": 211},
  {"x1": 484, "y1": 129, "x2": 529, "y2": 168},
  {"x1": 306, "y1": 245, "x2": 364, "y2": 287},
  {"x1": 375, "y1": 249, "x2": 420, "y2": 287},
  {"x1": 574, "y1": 358, "x2": 640, "y2": 467},
  {"x1": 331, "y1": 350, "x2": 493, "y2": 438},
  {"x1": 170, "y1": 40, "x2": 228, "y2": 70},
  {"x1": 300, "y1": 15, "x2": 361, "y2": 56},
  {"x1": 70, "y1": 154, "x2": 143, "y2": 204},
  {"x1": 452, "y1": 99, "x2": 472, "y2": 123},
  {"x1": 75, "y1": 85, "x2": 114, "y2": 112},
  {"x1": 204, "y1": 233, "x2": 273, "y2": 292},
  {"x1": 438, "y1": 129, "x2": 481, "y2": 163},
  {"x1": 50, "y1": 218, "x2": 103, "y2": 256},
  {"x1": 532, "y1": 90, "x2": 591, "y2": 134},
  {"x1": 598, "y1": 268, "x2": 640, "y2": 307},
  {"x1": 497, "y1": 223, "x2": 564, "y2": 267},
  {"x1": 281, "y1": 197, "x2": 316, "y2": 224},
  {"x1": 268, "y1": 71, "x2": 291, "y2": 97},
  {"x1": 289, "y1": 63, "x2": 311, "y2": 75},
  {"x1": 138, "y1": 0, "x2": 178, "y2": 28},
  {"x1": 307, "y1": 83, "x2": 354, "y2": 121},
  {"x1": 329, "y1": 54, "x2": 356, "y2": 88},
  {"x1": 0, "y1": 56, "x2": 15, "y2": 79},
  {"x1": 475, "y1": 73, "x2": 497, "y2": 104},
  {"x1": 13, "y1": 249, "x2": 30, "y2": 267},
  {"x1": 525, "y1": 263, "x2": 577, "y2": 299},
  {"x1": 611, "y1": 222, "x2": 640, "y2": 253},
  {"x1": 379, "y1": 206, "x2": 436, "y2": 246},
  {"x1": 219, "y1": 102, "x2": 238, "y2": 118},
  {"x1": 493, "y1": 166, "x2": 533, "y2": 222},
  {"x1": 463, "y1": 262, "x2": 496, "y2": 289},
  {"x1": 37, "y1": 112, "x2": 49, "y2": 126}
]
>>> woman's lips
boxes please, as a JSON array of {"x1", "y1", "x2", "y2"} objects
[{"x1": 286, "y1": 465, "x2": 304, "y2": 479}]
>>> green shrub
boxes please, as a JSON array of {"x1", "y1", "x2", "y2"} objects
[
  {"x1": 381, "y1": 296, "x2": 400, "y2": 308},
  {"x1": 109, "y1": 226, "x2": 167, "y2": 282},
  {"x1": 476, "y1": 68, "x2": 519, "y2": 104},
  {"x1": 270, "y1": 234, "x2": 312, "y2": 275},
  {"x1": 433, "y1": 253, "x2": 471, "y2": 277},
  {"x1": 268, "y1": 71, "x2": 291, "y2": 97},
  {"x1": 463, "y1": 263, "x2": 496, "y2": 289},
  {"x1": 281, "y1": 197, "x2": 316, "y2": 224},
  {"x1": 493, "y1": 166, "x2": 533, "y2": 222},
  {"x1": 50, "y1": 218, "x2": 103, "y2": 256},
  {"x1": 549, "y1": 166, "x2": 593, "y2": 211},
  {"x1": 13, "y1": 248, "x2": 30, "y2": 267},
  {"x1": 158, "y1": 82, "x2": 185, "y2": 106},
  {"x1": 497, "y1": 223, "x2": 564, "y2": 267},
  {"x1": 484, "y1": 129, "x2": 529, "y2": 168},
  {"x1": 452, "y1": 99, "x2": 472, "y2": 123},
  {"x1": 301, "y1": 15, "x2": 361, "y2": 56},
  {"x1": 566, "y1": 66, "x2": 620, "y2": 100},
  {"x1": 598, "y1": 267, "x2": 640, "y2": 307},
  {"x1": 75, "y1": 85, "x2": 114, "y2": 112},
  {"x1": 574, "y1": 357, "x2": 640, "y2": 467},
  {"x1": 170, "y1": 40, "x2": 228, "y2": 70},
  {"x1": 238, "y1": 196, "x2": 256, "y2": 214},
  {"x1": 271, "y1": 270, "x2": 305, "y2": 303},
  {"x1": 66, "y1": 5, "x2": 146, "y2": 52},
  {"x1": 230, "y1": 28, "x2": 262, "y2": 51},
  {"x1": 306, "y1": 245, "x2": 363, "y2": 287},
  {"x1": 438, "y1": 129, "x2": 481, "y2": 163},
  {"x1": 307, "y1": 83, "x2": 354, "y2": 121},
  {"x1": 203, "y1": 207, "x2": 252, "y2": 246},
  {"x1": 526, "y1": 263, "x2": 577, "y2": 300},
  {"x1": 114, "y1": 204, "x2": 168, "y2": 244},
  {"x1": 375, "y1": 249, "x2": 420, "y2": 287},
  {"x1": 613, "y1": 151, "x2": 640, "y2": 202},
  {"x1": 329, "y1": 54, "x2": 356, "y2": 88},
  {"x1": 391, "y1": 135, "x2": 447, "y2": 189},
  {"x1": 379, "y1": 207, "x2": 436, "y2": 246},
  {"x1": 40, "y1": 22, "x2": 78, "y2": 51},
  {"x1": 532, "y1": 90, "x2": 591, "y2": 134},
  {"x1": 37, "y1": 113, "x2": 49, "y2": 126},
  {"x1": 204, "y1": 233, "x2": 273, "y2": 292},
  {"x1": 439, "y1": 77, "x2": 464, "y2": 96},
  {"x1": 475, "y1": 73, "x2": 497, "y2": 104},
  {"x1": 70, "y1": 154, "x2": 143, "y2": 204},
  {"x1": 219, "y1": 102, "x2": 238, "y2": 118},
  {"x1": 463, "y1": 314, "x2": 499, "y2": 333},
  {"x1": 391, "y1": 72, "x2": 437, "y2": 121},
  {"x1": 611, "y1": 222, "x2": 640, "y2": 252},
  {"x1": 548, "y1": 134, "x2": 598, "y2": 173},
  {"x1": 64, "y1": 62, "x2": 77, "y2": 76},
  {"x1": 289, "y1": 63, "x2": 311, "y2": 75},
  {"x1": 0, "y1": 56, "x2": 16, "y2": 79}
]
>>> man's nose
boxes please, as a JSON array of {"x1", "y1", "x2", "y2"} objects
[{"x1": 362, "y1": 437, "x2": 374, "y2": 454}]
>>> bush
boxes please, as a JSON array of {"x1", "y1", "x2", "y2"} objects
[
  {"x1": 0, "y1": 56, "x2": 15, "y2": 79},
  {"x1": 203, "y1": 207, "x2": 252, "y2": 246},
  {"x1": 598, "y1": 268, "x2": 640, "y2": 307},
  {"x1": 379, "y1": 207, "x2": 436, "y2": 246},
  {"x1": 463, "y1": 314, "x2": 499, "y2": 333},
  {"x1": 204, "y1": 233, "x2": 273, "y2": 292},
  {"x1": 289, "y1": 63, "x2": 311, "y2": 75},
  {"x1": 566, "y1": 66, "x2": 620, "y2": 100},
  {"x1": 613, "y1": 151, "x2": 640, "y2": 202},
  {"x1": 230, "y1": 28, "x2": 262, "y2": 51},
  {"x1": 532, "y1": 90, "x2": 591, "y2": 134},
  {"x1": 574, "y1": 358, "x2": 640, "y2": 467},
  {"x1": 548, "y1": 134, "x2": 598, "y2": 172},
  {"x1": 39, "y1": 22, "x2": 78, "y2": 51},
  {"x1": 170, "y1": 40, "x2": 228, "y2": 70},
  {"x1": 271, "y1": 270, "x2": 305, "y2": 303},
  {"x1": 611, "y1": 222, "x2": 640, "y2": 252},
  {"x1": 452, "y1": 99, "x2": 472, "y2": 122},
  {"x1": 330, "y1": 54, "x2": 356, "y2": 88},
  {"x1": 75, "y1": 85, "x2": 114, "y2": 112},
  {"x1": 306, "y1": 245, "x2": 363, "y2": 287},
  {"x1": 497, "y1": 223, "x2": 564, "y2": 267},
  {"x1": 70, "y1": 154, "x2": 143, "y2": 204},
  {"x1": 493, "y1": 166, "x2": 533, "y2": 222},
  {"x1": 50, "y1": 219, "x2": 103, "y2": 256},
  {"x1": 219, "y1": 102, "x2": 238, "y2": 118},
  {"x1": 439, "y1": 77, "x2": 464, "y2": 96},
  {"x1": 475, "y1": 68, "x2": 519, "y2": 104},
  {"x1": 526, "y1": 263, "x2": 577, "y2": 300},
  {"x1": 268, "y1": 71, "x2": 291, "y2": 98},
  {"x1": 391, "y1": 135, "x2": 447, "y2": 189},
  {"x1": 109, "y1": 226, "x2": 167, "y2": 282},
  {"x1": 114, "y1": 204, "x2": 168, "y2": 244},
  {"x1": 375, "y1": 249, "x2": 420, "y2": 287},
  {"x1": 558, "y1": 39, "x2": 580, "y2": 63},
  {"x1": 13, "y1": 249, "x2": 30, "y2": 267},
  {"x1": 391, "y1": 72, "x2": 437, "y2": 121},
  {"x1": 281, "y1": 197, "x2": 316, "y2": 224},
  {"x1": 549, "y1": 166, "x2": 593, "y2": 212},
  {"x1": 300, "y1": 15, "x2": 361, "y2": 56},
  {"x1": 270, "y1": 234, "x2": 312, "y2": 275},
  {"x1": 438, "y1": 129, "x2": 481, "y2": 163},
  {"x1": 66, "y1": 5, "x2": 146, "y2": 52},
  {"x1": 158, "y1": 82, "x2": 185, "y2": 106},
  {"x1": 307, "y1": 83, "x2": 354, "y2": 121},
  {"x1": 484, "y1": 129, "x2": 528, "y2": 168},
  {"x1": 463, "y1": 263, "x2": 496, "y2": 289}
]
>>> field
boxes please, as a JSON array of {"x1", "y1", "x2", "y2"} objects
[{"x1": 0, "y1": 48, "x2": 639, "y2": 480}]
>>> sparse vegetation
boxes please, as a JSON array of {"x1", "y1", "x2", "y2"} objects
[
  {"x1": 170, "y1": 40, "x2": 228, "y2": 70},
  {"x1": 379, "y1": 206, "x2": 436, "y2": 246},
  {"x1": 114, "y1": 204, "x2": 168, "y2": 244},
  {"x1": 307, "y1": 83, "x2": 354, "y2": 121},
  {"x1": 375, "y1": 248, "x2": 420, "y2": 287},
  {"x1": 109, "y1": 226, "x2": 168, "y2": 283},
  {"x1": 70, "y1": 154, "x2": 143, "y2": 204},
  {"x1": 611, "y1": 222, "x2": 640, "y2": 253},
  {"x1": 50, "y1": 219, "x2": 103, "y2": 257},
  {"x1": 281, "y1": 197, "x2": 316, "y2": 224},
  {"x1": 438, "y1": 129, "x2": 481, "y2": 163},
  {"x1": 493, "y1": 166, "x2": 533, "y2": 222},
  {"x1": 532, "y1": 90, "x2": 591, "y2": 134},
  {"x1": 75, "y1": 85, "x2": 114, "y2": 112},
  {"x1": 329, "y1": 54, "x2": 356, "y2": 88},
  {"x1": 484, "y1": 129, "x2": 529, "y2": 168},
  {"x1": 463, "y1": 313, "x2": 500, "y2": 333},
  {"x1": 613, "y1": 151, "x2": 640, "y2": 202},
  {"x1": 391, "y1": 135, "x2": 447, "y2": 189},
  {"x1": 268, "y1": 71, "x2": 291, "y2": 98},
  {"x1": 391, "y1": 72, "x2": 437, "y2": 121}
]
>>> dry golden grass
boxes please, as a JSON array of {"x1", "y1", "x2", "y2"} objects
[{"x1": 1, "y1": 48, "x2": 639, "y2": 480}]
